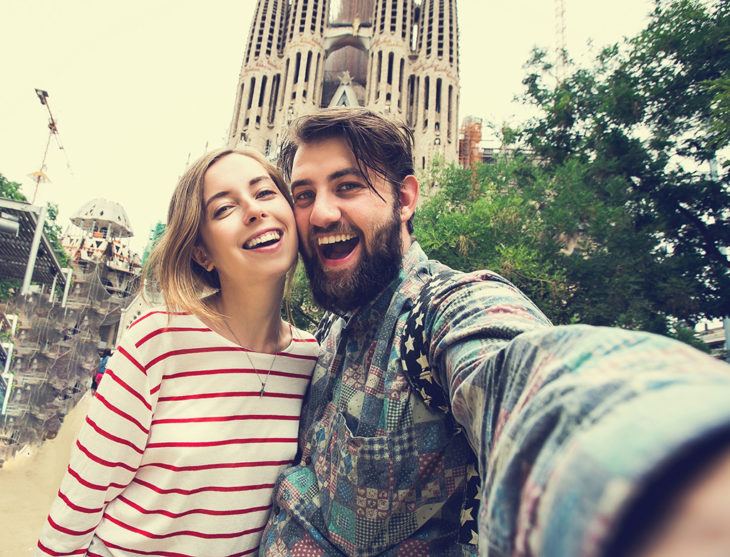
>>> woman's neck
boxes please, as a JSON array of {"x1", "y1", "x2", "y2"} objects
[{"x1": 212, "y1": 277, "x2": 288, "y2": 353}]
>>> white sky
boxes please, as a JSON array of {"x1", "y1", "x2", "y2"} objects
[{"x1": 0, "y1": 0, "x2": 653, "y2": 254}]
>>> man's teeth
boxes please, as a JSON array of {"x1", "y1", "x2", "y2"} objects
[
  {"x1": 245, "y1": 230, "x2": 281, "y2": 248},
  {"x1": 317, "y1": 233, "x2": 356, "y2": 245}
]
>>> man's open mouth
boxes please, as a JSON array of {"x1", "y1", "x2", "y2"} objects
[
  {"x1": 244, "y1": 230, "x2": 281, "y2": 249},
  {"x1": 317, "y1": 233, "x2": 359, "y2": 260}
]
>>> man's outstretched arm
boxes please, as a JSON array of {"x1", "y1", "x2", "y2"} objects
[{"x1": 424, "y1": 278, "x2": 730, "y2": 556}]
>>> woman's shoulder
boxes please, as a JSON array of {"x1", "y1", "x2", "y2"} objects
[
  {"x1": 122, "y1": 308, "x2": 204, "y2": 343},
  {"x1": 289, "y1": 324, "x2": 317, "y2": 342},
  {"x1": 287, "y1": 324, "x2": 319, "y2": 354},
  {"x1": 128, "y1": 308, "x2": 198, "y2": 329}
]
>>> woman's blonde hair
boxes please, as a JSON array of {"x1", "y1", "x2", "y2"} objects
[{"x1": 142, "y1": 146, "x2": 295, "y2": 322}]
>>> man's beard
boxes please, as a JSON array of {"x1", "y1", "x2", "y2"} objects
[{"x1": 301, "y1": 212, "x2": 403, "y2": 313}]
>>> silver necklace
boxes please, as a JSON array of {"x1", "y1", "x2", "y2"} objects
[{"x1": 222, "y1": 317, "x2": 280, "y2": 397}]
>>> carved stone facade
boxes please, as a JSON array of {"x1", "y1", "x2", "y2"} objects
[{"x1": 228, "y1": 0, "x2": 459, "y2": 169}]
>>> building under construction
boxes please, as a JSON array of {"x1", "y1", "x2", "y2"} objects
[
  {"x1": 0, "y1": 199, "x2": 140, "y2": 464},
  {"x1": 228, "y1": 0, "x2": 460, "y2": 169}
]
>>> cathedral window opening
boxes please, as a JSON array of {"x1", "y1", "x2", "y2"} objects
[
  {"x1": 435, "y1": 78, "x2": 442, "y2": 114},
  {"x1": 402, "y1": 0, "x2": 409, "y2": 40},
  {"x1": 281, "y1": 60, "x2": 290, "y2": 109},
  {"x1": 294, "y1": 52, "x2": 302, "y2": 85},
  {"x1": 447, "y1": 84, "x2": 453, "y2": 140},
  {"x1": 299, "y1": 0, "x2": 308, "y2": 33},
  {"x1": 406, "y1": 74, "x2": 417, "y2": 126},
  {"x1": 311, "y1": 0, "x2": 318, "y2": 33},
  {"x1": 268, "y1": 74, "x2": 280, "y2": 124},
  {"x1": 390, "y1": 0, "x2": 397, "y2": 33},
  {"x1": 398, "y1": 58, "x2": 405, "y2": 109},
  {"x1": 247, "y1": 77, "x2": 256, "y2": 110},
  {"x1": 424, "y1": 75, "x2": 430, "y2": 114},
  {"x1": 258, "y1": 76, "x2": 268, "y2": 108},
  {"x1": 376, "y1": 51, "x2": 383, "y2": 100},
  {"x1": 448, "y1": 0, "x2": 455, "y2": 64},
  {"x1": 232, "y1": 83, "x2": 245, "y2": 135},
  {"x1": 437, "y1": 1, "x2": 445, "y2": 53},
  {"x1": 387, "y1": 52, "x2": 394, "y2": 85},
  {"x1": 305, "y1": 51, "x2": 312, "y2": 82},
  {"x1": 266, "y1": 0, "x2": 277, "y2": 56}
]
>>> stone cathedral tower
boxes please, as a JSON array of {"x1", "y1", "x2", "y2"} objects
[{"x1": 228, "y1": 0, "x2": 459, "y2": 169}]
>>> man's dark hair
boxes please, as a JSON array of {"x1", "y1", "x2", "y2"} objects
[{"x1": 278, "y1": 107, "x2": 416, "y2": 233}]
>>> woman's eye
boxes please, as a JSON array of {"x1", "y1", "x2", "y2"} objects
[
  {"x1": 256, "y1": 188, "x2": 277, "y2": 199},
  {"x1": 213, "y1": 205, "x2": 233, "y2": 218}
]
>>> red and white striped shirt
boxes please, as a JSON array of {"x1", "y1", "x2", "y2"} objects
[{"x1": 37, "y1": 310, "x2": 318, "y2": 557}]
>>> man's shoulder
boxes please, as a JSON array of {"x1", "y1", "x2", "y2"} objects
[{"x1": 403, "y1": 249, "x2": 521, "y2": 303}]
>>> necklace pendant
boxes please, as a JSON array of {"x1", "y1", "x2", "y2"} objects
[{"x1": 259, "y1": 386, "x2": 265, "y2": 397}]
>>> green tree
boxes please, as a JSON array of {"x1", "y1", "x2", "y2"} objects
[
  {"x1": 415, "y1": 158, "x2": 573, "y2": 324},
  {"x1": 1, "y1": 172, "x2": 70, "y2": 289},
  {"x1": 286, "y1": 264, "x2": 323, "y2": 333},
  {"x1": 142, "y1": 221, "x2": 167, "y2": 265},
  {"x1": 0, "y1": 173, "x2": 26, "y2": 201},
  {"x1": 512, "y1": 0, "x2": 730, "y2": 333}
]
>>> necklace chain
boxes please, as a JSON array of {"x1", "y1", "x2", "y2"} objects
[{"x1": 222, "y1": 317, "x2": 280, "y2": 398}]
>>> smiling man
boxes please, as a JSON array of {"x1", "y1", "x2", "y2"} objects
[{"x1": 260, "y1": 107, "x2": 730, "y2": 557}]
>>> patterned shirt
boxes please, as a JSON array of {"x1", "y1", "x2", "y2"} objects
[{"x1": 262, "y1": 243, "x2": 730, "y2": 556}]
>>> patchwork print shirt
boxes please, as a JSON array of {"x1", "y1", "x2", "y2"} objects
[
  {"x1": 262, "y1": 242, "x2": 730, "y2": 556},
  {"x1": 261, "y1": 243, "x2": 551, "y2": 556}
]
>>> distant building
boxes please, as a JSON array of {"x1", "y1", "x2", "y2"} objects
[
  {"x1": 697, "y1": 320, "x2": 729, "y2": 361},
  {"x1": 458, "y1": 116, "x2": 482, "y2": 168},
  {"x1": 227, "y1": 0, "x2": 460, "y2": 170},
  {"x1": 0, "y1": 198, "x2": 141, "y2": 463}
]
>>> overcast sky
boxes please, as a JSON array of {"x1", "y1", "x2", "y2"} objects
[{"x1": 0, "y1": 0, "x2": 653, "y2": 254}]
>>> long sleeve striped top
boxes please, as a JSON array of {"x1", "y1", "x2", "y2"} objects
[{"x1": 37, "y1": 309, "x2": 318, "y2": 557}]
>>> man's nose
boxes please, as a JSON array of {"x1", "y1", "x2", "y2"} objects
[{"x1": 309, "y1": 194, "x2": 341, "y2": 228}]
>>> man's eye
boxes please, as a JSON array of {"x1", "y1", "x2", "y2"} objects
[
  {"x1": 293, "y1": 191, "x2": 314, "y2": 203},
  {"x1": 339, "y1": 182, "x2": 363, "y2": 192}
]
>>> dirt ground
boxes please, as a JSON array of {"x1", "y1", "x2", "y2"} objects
[{"x1": 0, "y1": 392, "x2": 91, "y2": 555}]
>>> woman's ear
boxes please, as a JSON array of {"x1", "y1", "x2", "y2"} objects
[{"x1": 192, "y1": 246, "x2": 214, "y2": 272}]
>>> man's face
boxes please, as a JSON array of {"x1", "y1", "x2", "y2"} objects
[{"x1": 289, "y1": 137, "x2": 405, "y2": 312}]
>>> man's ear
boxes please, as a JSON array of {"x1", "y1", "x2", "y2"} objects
[
  {"x1": 398, "y1": 175, "x2": 419, "y2": 224},
  {"x1": 192, "y1": 245, "x2": 214, "y2": 272}
]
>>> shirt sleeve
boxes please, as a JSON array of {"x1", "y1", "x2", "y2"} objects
[
  {"x1": 36, "y1": 336, "x2": 153, "y2": 556},
  {"x1": 425, "y1": 275, "x2": 730, "y2": 556}
]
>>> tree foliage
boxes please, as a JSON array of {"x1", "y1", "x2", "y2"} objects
[
  {"x1": 518, "y1": 0, "x2": 729, "y2": 333},
  {"x1": 1, "y1": 172, "x2": 70, "y2": 273},
  {"x1": 417, "y1": 0, "x2": 728, "y2": 340}
]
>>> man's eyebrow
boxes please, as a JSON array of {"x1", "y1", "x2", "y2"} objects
[
  {"x1": 290, "y1": 167, "x2": 365, "y2": 192},
  {"x1": 203, "y1": 175, "x2": 272, "y2": 209}
]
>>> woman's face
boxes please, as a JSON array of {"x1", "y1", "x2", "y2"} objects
[{"x1": 195, "y1": 153, "x2": 297, "y2": 290}]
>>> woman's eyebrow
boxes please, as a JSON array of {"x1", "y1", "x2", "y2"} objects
[{"x1": 203, "y1": 175, "x2": 273, "y2": 209}]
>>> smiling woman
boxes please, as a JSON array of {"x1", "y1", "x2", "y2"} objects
[{"x1": 35, "y1": 147, "x2": 319, "y2": 557}]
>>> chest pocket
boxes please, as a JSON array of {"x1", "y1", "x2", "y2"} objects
[{"x1": 309, "y1": 399, "x2": 473, "y2": 556}]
